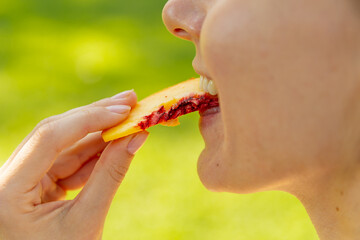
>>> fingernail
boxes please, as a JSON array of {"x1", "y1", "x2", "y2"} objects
[
  {"x1": 127, "y1": 132, "x2": 149, "y2": 155},
  {"x1": 111, "y1": 90, "x2": 134, "y2": 99},
  {"x1": 106, "y1": 105, "x2": 131, "y2": 114}
]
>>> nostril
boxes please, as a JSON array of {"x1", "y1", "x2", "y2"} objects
[
  {"x1": 173, "y1": 28, "x2": 190, "y2": 39},
  {"x1": 174, "y1": 28, "x2": 186, "y2": 34}
]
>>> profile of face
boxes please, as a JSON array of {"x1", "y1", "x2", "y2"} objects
[{"x1": 163, "y1": 0, "x2": 360, "y2": 194}]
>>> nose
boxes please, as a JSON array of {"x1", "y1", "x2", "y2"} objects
[{"x1": 162, "y1": 0, "x2": 205, "y2": 42}]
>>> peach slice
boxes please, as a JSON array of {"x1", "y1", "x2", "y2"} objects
[{"x1": 102, "y1": 78, "x2": 219, "y2": 142}]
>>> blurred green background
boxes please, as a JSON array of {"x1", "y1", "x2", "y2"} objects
[{"x1": 0, "y1": 1, "x2": 318, "y2": 239}]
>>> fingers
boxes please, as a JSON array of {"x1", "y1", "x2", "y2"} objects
[
  {"x1": 41, "y1": 157, "x2": 99, "y2": 202},
  {"x1": 40, "y1": 174, "x2": 66, "y2": 203},
  {"x1": 57, "y1": 157, "x2": 99, "y2": 191},
  {"x1": 41, "y1": 155, "x2": 100, "y2": 202},
  {"x1": 41, "y1": 132, "x2": 106, "y2": 200},
  {"x1": 73, "y1": 131, "x2": 149, "y2": 221},
  {"x1": 48, "y1": 132, "x2": 106, "y2": 181},
  {"x1": 1, "y1": 90, "x2": 137, "y2": 174},
  {"x1": 11, "y1": 106, "x2": 129, "y2": 187},
  {"x1": 7, "y1": 92, "x2": 137, "y2": 190},
  {"x1": 92, "y1": 90, "x2": 137, "y2": 109}
]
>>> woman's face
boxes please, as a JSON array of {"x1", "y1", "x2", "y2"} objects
[{"x1": 163, "y1": 0, "x2": 360, "y2": 193}]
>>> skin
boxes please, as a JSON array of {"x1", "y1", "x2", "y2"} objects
[
  {"x1": 163, "y1": 0, "x2": 360, "y2": 239},
  {"x1": 0, "y1": 91, "x2": 149, "y2": 239}
]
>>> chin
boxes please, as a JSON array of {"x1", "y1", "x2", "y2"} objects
[
  {"x1": 197, "y1": 131, "x2": 280, "y2": 194},
  {"x1": 197, "y1": 144, "x2": 226, "y2": 192},
  {"x1": 197, "y1": 150, "x2": 258, "y2": 194},
  {"x1": 197, "y1": 110, "x2": 273, "y2": 194}
]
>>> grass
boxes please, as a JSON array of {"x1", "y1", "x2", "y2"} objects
[{"x1": 0, "y1": 1, "x2": 318, "y2": 239}]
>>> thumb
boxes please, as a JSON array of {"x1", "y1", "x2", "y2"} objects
[{"x1": 73, "y1": 131, "x2": 149, "y2": 220}]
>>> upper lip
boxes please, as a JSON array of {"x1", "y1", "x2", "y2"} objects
[
  {"x1": 194, "y1": 70, "x2": 212, "y2": 81},
  {"x1": 193, "y1": 63, "x2": 212, "y2": 80}
]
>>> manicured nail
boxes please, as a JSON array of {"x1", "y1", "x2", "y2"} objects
[
  {"x1": 106, "y1": 105, "x2": 131, "y2": 114},
  {"x1": 111, "y1": 90, "x2": 134, "y2": 99},
  {"x1": 127, "y1": 132, "x2": 149, "y2": 155}
]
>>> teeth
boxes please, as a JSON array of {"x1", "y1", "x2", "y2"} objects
[
  {"x1": 199, "y1": 76, "x2": 218, "y2": 96},
  {"x1": 199, "y1": 75, "x2": 204, "y2": 89},
  {"x1": 202, "y1": 76, "x2": 209, "y2": 92},
  {"x1": 207, "y1": 80, "x2": 217, "y2": 95}
]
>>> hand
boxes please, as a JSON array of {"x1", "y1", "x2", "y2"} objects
[{"x1": 0, "y1": 90, "x2": 149, "y2": 240}]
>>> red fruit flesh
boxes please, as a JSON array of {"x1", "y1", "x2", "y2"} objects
[{"x1": 138, "y1": 93, "x2": 219, "y2": 130}]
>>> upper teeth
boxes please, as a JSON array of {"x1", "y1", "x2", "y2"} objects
[{"x1": 199, "y1": 76, "x2": 218, "y2": 96}]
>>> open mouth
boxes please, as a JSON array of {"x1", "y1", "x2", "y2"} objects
[{"x1": 199, "y1": 75, "x2": 220, "y2": 117}]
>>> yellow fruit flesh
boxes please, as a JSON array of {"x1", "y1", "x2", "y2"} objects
[
  {"x1": 159, "y1": 118, "x2": 180, "y2": 127},
  {"x1": 102, "y1": 78, "x2": 204, "y2": 142}
]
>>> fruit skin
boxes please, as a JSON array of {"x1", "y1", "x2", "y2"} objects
[{"x1": 102, "y1": 78, "x2": 219, "y2": 142}]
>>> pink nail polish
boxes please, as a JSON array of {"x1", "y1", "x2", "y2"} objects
[
  {"x1": 127, "y1": 132, "x2": 149, "y2": 155},
  {"x1": 106, "y1": 105, "x2": 131, "y2": 114},
  {"x1": 111, "y1": 90, "x2": 134, "y2": 99}
]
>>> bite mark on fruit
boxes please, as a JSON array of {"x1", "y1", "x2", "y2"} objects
[{"x1": 138, "y1": 93, "x2": 219, "y2": 130}]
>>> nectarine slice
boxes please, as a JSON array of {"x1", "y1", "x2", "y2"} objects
[{"x1": 102, "y1": 78, "x2": 219, "y2": 142}]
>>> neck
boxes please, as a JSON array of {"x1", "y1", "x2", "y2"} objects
[{"x1": 287, "y1": 166, "x2": 360, "y2": 240}]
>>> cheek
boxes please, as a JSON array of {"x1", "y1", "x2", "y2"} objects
[{"x1": 200, "y1": 0, "x2": 360, "y2": 191}]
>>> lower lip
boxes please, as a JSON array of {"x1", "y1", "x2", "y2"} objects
[
  {"x1": 199, "y1": 106, "x2": 220, "y2": 130},
  {"x1": 199, "y1": 106, "x2": 220, "y2": 117}
]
